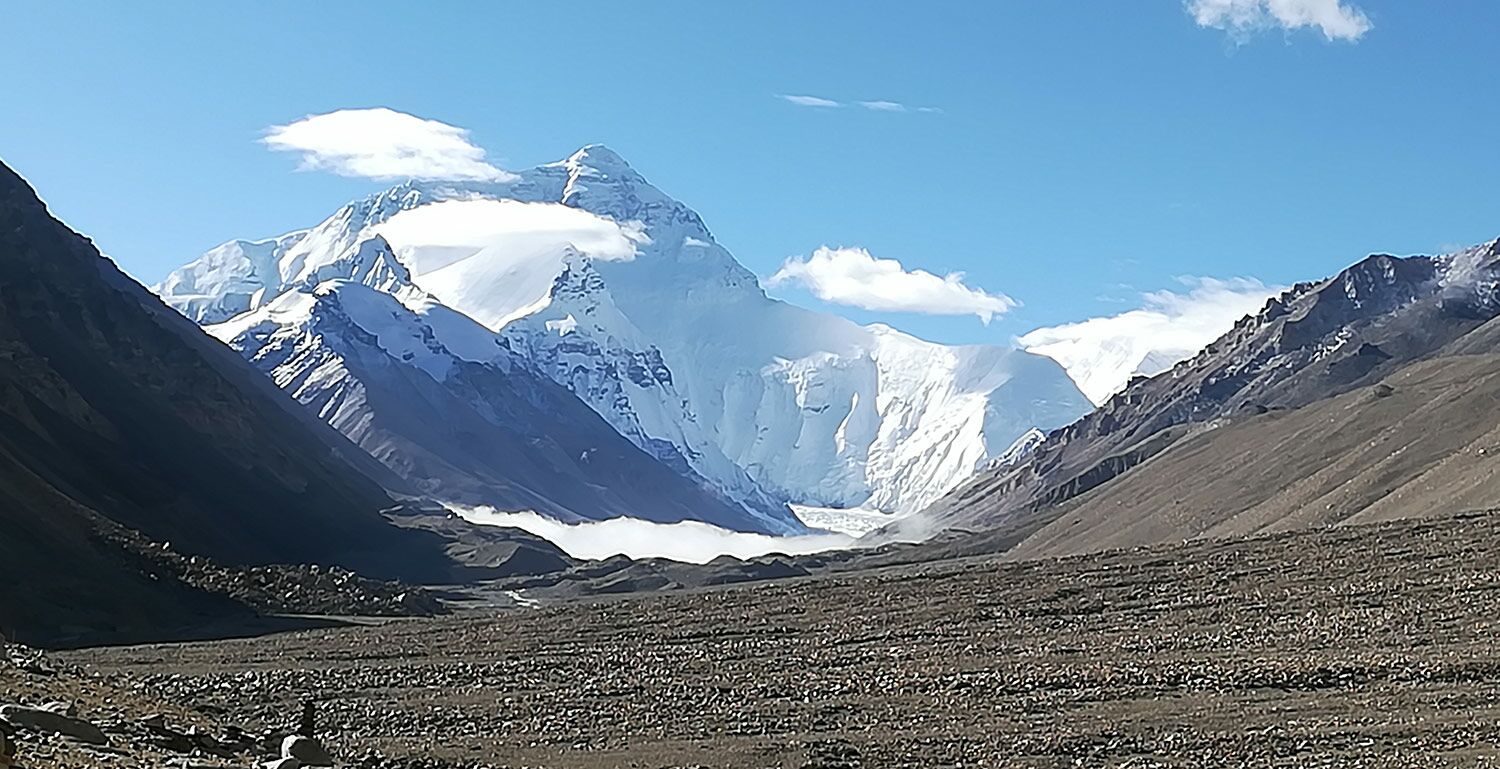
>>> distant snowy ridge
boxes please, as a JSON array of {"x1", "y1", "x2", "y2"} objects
[
  {"x1": 159, "y1": 144, "x2": 1092, "y2": 523},
  {"x1": 989, "y1": 427, "x2": 1047, "y2": 470}
]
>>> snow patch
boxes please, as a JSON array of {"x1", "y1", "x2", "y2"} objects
[
  {"x1": 790, "y1": 505, "x2": 898, "y2": 537},
  {"x1": 505, "y1": 590, "x2": 540, "y2": 608},
  {"x1": 545, "y1": 314, "x2": 579, "y2": 336}
]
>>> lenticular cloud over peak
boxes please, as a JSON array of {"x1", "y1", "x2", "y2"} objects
[{"x1": 262, "y1": 107, "x2": 517, "y2": 182}]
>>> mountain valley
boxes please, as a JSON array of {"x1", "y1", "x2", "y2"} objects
[{"x1": 9, "y1": 6, "x2": 1500, "y2": 768}]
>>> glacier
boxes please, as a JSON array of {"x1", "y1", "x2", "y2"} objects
[{"x1": 157, "y1": 144, "x2": 1092, "y2": 523}]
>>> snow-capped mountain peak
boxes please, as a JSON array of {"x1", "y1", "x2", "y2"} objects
[
  {"x1": 556, "y1": 143, "x2": 636, "y2": 178},
  {"x1": 158, "y1": 145, "x2": 1094, "y2": 524},
  {"x1": 294, "y1": 234, "x2": 413, "y2": 295}
]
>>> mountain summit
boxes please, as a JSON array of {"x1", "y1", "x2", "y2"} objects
[{"x1": 157, "y1": 146, "x2": 1092, "y2": 526}]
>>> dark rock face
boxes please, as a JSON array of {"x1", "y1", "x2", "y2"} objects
[
  {"x1": 908, "y1": 238, "x2": 1500, "y2": 539},
  {"x1": 0, "y1": 159, "x2": 465, "y2": 645}
]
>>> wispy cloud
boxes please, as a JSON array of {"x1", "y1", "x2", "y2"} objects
[
  {"x1": 262, "y1": 107, "x2": 516, "y2": 182},
  {"x1": 779, "y1": 94, "x2": 843, "y2": 108},
  {"x1": 778, "y1": 95, "x2": 940, "y2": 113},
  {"x1": 1187, "y1": 0, "x2": 1373, "y2": 42},
  {"x1": 1020, "y1": 276, "x2": 1283, "y2": 404},
  {"x1": 769, "y1": 246, "x2": 1017, "y2": 324}
]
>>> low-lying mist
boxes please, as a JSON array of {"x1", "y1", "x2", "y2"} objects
[{"x1": 455, "y1": 507, "x2": 861, "y2": 564}]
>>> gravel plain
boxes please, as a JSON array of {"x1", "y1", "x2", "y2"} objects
[{"x1": 14, "y1": 510, "x2": 1500, "y2": 768}]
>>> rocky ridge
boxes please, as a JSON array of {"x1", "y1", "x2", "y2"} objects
[{"x1": 905, "y1": 238, "x2": 1500, "y2": 540}]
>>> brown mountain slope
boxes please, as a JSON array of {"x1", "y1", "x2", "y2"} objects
[
  {"x1": 0, "y1": 440, "x2": 254, "y2": 645},
  {"x1": 1002, "y1": 351, "x2": 1500, "y2": 559},
  {"x1": 896, "y1": 238, "x2": 1500, "y2": 545},
  {"x1": 0, "y1": 159, "x2": 475, "y2": 644}
]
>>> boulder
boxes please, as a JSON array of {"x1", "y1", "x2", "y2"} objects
[
  {"x1": 142, "y1": 717, "x2": 194, "y2": 753},
  {"x1": 0, "y1": 704, "x2": 107, "y2": 745},
  {"x1": 281, "y1": 734, "x2": 332, "y2": 766}
]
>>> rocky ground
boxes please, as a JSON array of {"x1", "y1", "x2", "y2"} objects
[{"x1": 10, "y1": 511, "x2": 1500, "y2": 767}]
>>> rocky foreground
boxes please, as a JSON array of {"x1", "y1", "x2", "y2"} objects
[{"x1": 8, "y1": 511, "x2": 1500, "y2": 767}]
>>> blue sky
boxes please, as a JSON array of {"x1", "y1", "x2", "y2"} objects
[{"x1": 2, "y1": 1, "x2": 1498, "y2": 348}]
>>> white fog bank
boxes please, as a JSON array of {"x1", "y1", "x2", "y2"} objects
[{"x1": 455, "y1": 507, "x2": 865, "y2": 564}]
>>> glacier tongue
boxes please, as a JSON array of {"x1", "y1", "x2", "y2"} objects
[{"x1": 157, "y1": 144, "x2": 1093, "y2": 519}]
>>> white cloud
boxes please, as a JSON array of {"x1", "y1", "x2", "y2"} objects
[
  {"x1": 859, "y1": 100, "x2": 907, "y2": 112},
  {"x1": 779, "y1": 94, "x2": 843, "y2": 108},
  {"x1": 376, "y1": 199, "x2": 647, "y2": 329},
  {"x1": 1187, "y1": 0, "x2": 1372, "y2": 42},
  {"x1": 1020, "y1": 276, "x2": 1283, "y2": 405},
  {"x1": 769, "y1": 246, "x2": 1017, "y2": 323},
  {"x1": 262, "y1": 107, "x2": 516, "y2": 182},
  {"x1": 456, "y1": 507, "x2": 854, "y2": 563},
  {"x1": 378, "y1": 199, "x2": 644, "y2": 266}
]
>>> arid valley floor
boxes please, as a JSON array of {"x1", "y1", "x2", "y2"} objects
[{"x1": 5, "y1": 511, "x2": 1500, "y2": 768}]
